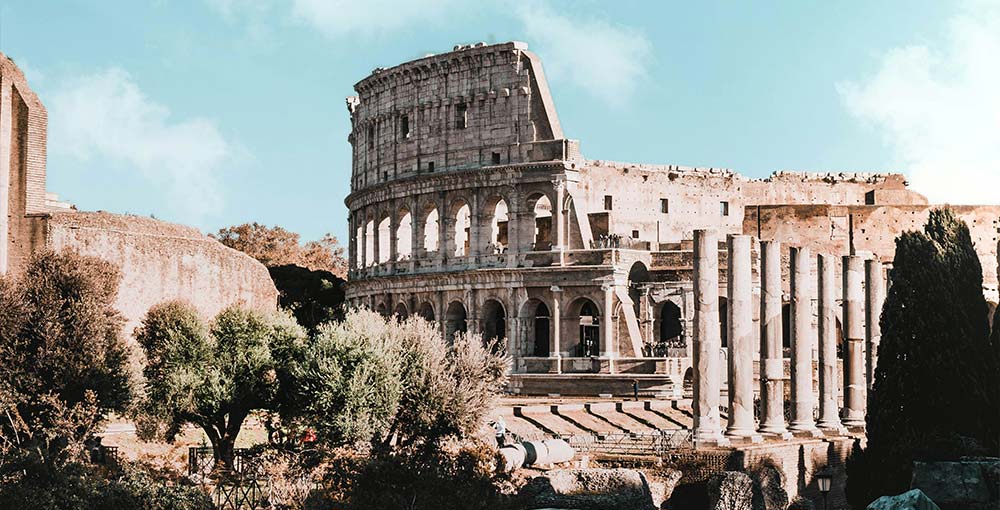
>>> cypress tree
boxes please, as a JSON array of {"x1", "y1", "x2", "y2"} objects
[{"x1": 848, "y1": 209, "x2": 1000, "y2": 506}]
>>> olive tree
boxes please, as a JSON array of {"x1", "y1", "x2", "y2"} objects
[{"x1": 135, "y1": 301, "x2": 306, "y2": 469}]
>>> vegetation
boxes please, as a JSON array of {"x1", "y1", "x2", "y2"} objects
[
  {"x1": 846, "y1": 209, "x2": 1000, "y2": 506},
  {"x1": 215, "y1": 222, "x2": 348, "y2": 278},
  {"x1": 269, "y1": 264, "x2": 345, "y2": 332},
  {"x1": 0, "y1": 252, "x2": 133, "y2": 469},
  {"x1": 134, "y1": 301, "x2": 307, "y2": 469}
]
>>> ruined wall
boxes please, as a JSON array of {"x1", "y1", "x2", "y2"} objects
[
  {"x1": 348, "y1": 41, "x2": 567, "y2": 192},
  {"x1": 746, "y1": 204, "x2": 1000, "y2": 297},
  {"x1": 45, "y1": 212, "x2": 278, "y2": 338},
  {"x1": 743, "y1": 172, "x2": 927, "y2": 207}
]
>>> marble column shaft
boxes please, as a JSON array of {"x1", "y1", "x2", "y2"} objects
[
  {"x1": 842, "y1": 255, "x2": 866, "y2": 427},
  {"x1": 789, "y1": 247, "x2": 818, "y2": 431},
  {"x1": 759, "y1": 240, "x2": 788, "y2": 435},
  {"x1": 692, "y1": 230, "x2": 726, "y2": 443},
  {"x1": 816, "y1": 254, "x2": 843, "y2": 430},
  {"x1": 551, "y1": 287, "x2": 562, "y2": 374},
  {"x1": 865, "y1": 259, "x2": 885, "y2": 390},
  {"x1": 726, "y1": 235, "x2": 756, "y2": 437}
]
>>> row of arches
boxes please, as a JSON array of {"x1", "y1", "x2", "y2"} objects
[
  {"x1": 376, "y1": 298, "x2": 509, "y2": 346},
  {"x1": 352, "y1": 191, "x2": 558, "y2": 269}
]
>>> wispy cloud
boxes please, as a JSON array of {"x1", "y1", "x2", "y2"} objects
[
  {"x1": 514, "y1": 3, "x2": 652, "y2": 107},
  {"x1": 838, "y1": 1, "x2": 1000, "y2": 205},
  {"x1": 288, "y1": 0, "x2": 459, "y2": 38},
  {"x1": 49, "y1": 68, "x2": 231, "y2": 222}
]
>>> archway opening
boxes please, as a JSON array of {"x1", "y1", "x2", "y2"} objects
[
  {"x1": 364, "y1": 219, "x2": 374, "y2": 266},
  {"x1": 628, "y1": 261, "x2": 650, "y2": 320},
  {"x1": 375, "y1": 302, "x2": 388, "y2": 317},
  {"x1": 481, "y1": 299, "x2": 507, "y2": 350},
  {"x1": 453, "y1": 202, "x2": 471, "y2": 257},
  {"x1": 445, "y1": 301, "x2": 468, "y2": 344},
  {"x1": 418, "y1": 302, "x2": 435, "y2": 322},
  {"x1": 488, "y1": 198, "x2": 509, "y2": 253},
  {"x1": 377, "y1": 216, "x2": 391, "y2": 264},
  {"x1": 354, "y1": 223, "x2": 363, "y2": 268},
  {"x1": 532, "y1": 302, "x2": 551, "y2": 357},
  {"x1": 396, "y1": 210, "x2": 412, "y2": 260},
  {"x1": 576, "y1": 300, "x2": 600, "y2": 357},
  {"x1": 530, "y1": 194, "x2": 552, "y2": 251},
  {"x1": 423, "y1": 208, "x2": 439, "y2": 253},
  {"x1": 659, "y1": 301, "x2": 684, "y2": 348},
  {"x1": 393, "y1": 303, "x2": 409, "y2": 320}
]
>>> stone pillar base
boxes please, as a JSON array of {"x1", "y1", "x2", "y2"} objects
[
  {"x1": 818, "y1": 426, "x2": 851, "y2": 437},
  {"x1": 726, "y1": 431, "x2": 764, "y2": 444},
  {"x1": 789, "y1": 427, "x2": 825, "y2": 438},
  {"x1": 759, "y1": 430, "x2": 794, "y2": 441},
  {"x1": 694, "y1": 434, "x2": 731, "y2": 449}
]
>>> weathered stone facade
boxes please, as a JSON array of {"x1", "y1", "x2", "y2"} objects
[
  {"x1": 344, "y1": 42, "x2": 1000, "y2": 394},
  {"x1": 0, "y1": 53, "x2": 277, "y2": 336}
]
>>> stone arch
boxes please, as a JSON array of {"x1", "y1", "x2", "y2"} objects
[
  {"x1": 448, "y1": 199, "x2": 472, "y2": 257},
  {"x1": 627, "y1": 261, "x2": 650, "y2": 318},
  {"x1": 421, "y1": 202, "x2": 439, "y2": 253},
  {"x1": 568, "y1": 296, "x2": 601, "y2": 357},
  {"x1": 526, "y1": 192, "x2": 553, "y2": 251},
  {"x1": 683, "y1": 366, "x2": 694, "y2": 394},
  {"x1": 445, "y1": 300, "x2": 468, "y2": 343},
  {"x1": 480, "y1": 299, "x2": 507, "y2": 348},
  {"x1": 521, "y1": 298, "x2": 551, "y2": 357},
  {"x1": 396, "y1": 206, "x2": 413, "y2": 261},
  {"x1": 376, "y1": 213, "x2": 391, "y2": 264},
  {"x1": 482, "y1": 194, "x2": 510, "y2": 254},
  {"x1": 658, "y1": 300, "x2": 684, "y2": 346},
  {"x1": 417, "y1": 301, "x2": 436, "y2": 322},
  {"x1": 375, "y1": 301, "x2": 388, "y2": 317},
  {"x1": 393, "y1": 302, "x2": 409, "y2": 320}
]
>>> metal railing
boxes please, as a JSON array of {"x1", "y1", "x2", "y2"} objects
[{"x1": 566, "y1": 430, "x2": 694, "y2": 455}]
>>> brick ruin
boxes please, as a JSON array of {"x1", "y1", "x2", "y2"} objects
[
  {"x1": 343, "y1": 41, "x2": 1000, "y2": 392},
  {"x1": 0, "y1": 53, "x2": 277, "y2": 338}
]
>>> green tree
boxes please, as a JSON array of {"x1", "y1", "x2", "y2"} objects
[
  {"x1": 847, "y1": 209, "x2": 1000, "y2": 506},
  {"x1": 135, "y1": 301, "x2": 306, "y2": 469},
  {"x1": 0, "y1": 251, "x2": 133, "y2": 469},
  {"x1": 268, "y1": 264, "x2": 345, "y2": 331},
  {"x1": 281, "y1": 310, "x2": 509, "y2": 449}
]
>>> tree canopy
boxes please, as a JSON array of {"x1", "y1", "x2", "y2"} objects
[
  {"x1": 134, "y1": 301, "x2": 307, "y2": 468},
  {"x1": 847, "y1": 209, "x2": 1000, "y2": 506},
  {"x1": 268, "y1": 264, "x2": 345, "y2": 332},
  {"x1": 0, "y1": 251, "x2": 133, "y2": 469},
  {"x1": 214, "y1": 223, "x2": 347, "y2": 278}
]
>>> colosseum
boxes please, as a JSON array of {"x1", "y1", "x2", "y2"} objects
[{"x1": 344, "y1": 41, "x2": 1000, "y2": 396}]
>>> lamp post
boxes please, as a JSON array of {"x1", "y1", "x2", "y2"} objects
[{"x1": 816, "y1": 467, "x2": 833, "y2": 510}]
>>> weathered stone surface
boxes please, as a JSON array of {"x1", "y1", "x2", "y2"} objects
[
  {"x1": 867, "y1": 489, "x2": 941, "y2": 510},
  {"x1": 517, "y1": 468, "x2": 657, "y2": 510},
  {"x1": 750, "y1": 461, "x2": 789, "y2": 510},
  {"x1": 910, "y1": 460, "x2": 1000, "y2": 510},
  {"x1": 708, "y1": 471, "x2": 753, "y2": 510},
  {"x1": 646, "y1": 468, "x2": 683, "y2": 508}
]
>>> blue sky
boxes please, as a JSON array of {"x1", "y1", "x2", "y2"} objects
[{"x1": 3, "y1": 0, "x2": 998, "y2": 243}]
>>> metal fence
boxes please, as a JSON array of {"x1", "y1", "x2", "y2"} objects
[{"x1": 566, "y1": 430, "x2": 694, "y2": 456}]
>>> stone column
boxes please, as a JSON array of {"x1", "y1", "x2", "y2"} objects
[
  {"x1": 0, "y1": 80, "x2": 11, "y2": 275},
  {"x1": 789, "y1": 247, "x2": 818, "y2": 433},
  {"x1": 602, "y1": 284, "x2": 616, "y2": 373},
  {"x1": 865, "y1": 259, "x2": 885, "y2": 390},
  {"x1": 843, "y1": 255, "x2": 866, "y2": 428},
  {"x1": 759, "y1": 240, "x2": 790, "y2": 437},
  {"x1": 817, "y1": 254, "x2": 844, "y2": 431},
  {"x1": 726, "y1": 235, "x2": 758, "y2": 439},
  {"x1": 553, "y1": 178, "x2": 567, "y2": 266},
  {"x1": 469, "y1": 193, "x2": 480, "y2": 262},
  {"x1": 550, "y1": 285, "x2": 562, "y2": 374},
  {"x1": 692, "y1": 230, "x2": 728, "y2": 445},
  {"x1": 388, "y1": 204, "x2": 398, "y2": 269}
]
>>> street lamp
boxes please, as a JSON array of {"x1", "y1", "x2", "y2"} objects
[{"x1": 816, "y1": 467, "x2": 833, "y2": 510}]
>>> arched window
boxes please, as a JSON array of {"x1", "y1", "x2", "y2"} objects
[
  {"x1": 423, "y1": 208, "x2": 439, "y2": 252},
  {"x1": 396, "y1": 210, "x2": 412, "y2": 260},
  {"x1": 532, "y1": 302, "x2": 551, "y2": 357},
  {"x1": 481, "y1": 299, "x2": 506, "y2": 350},
  {"x1": 393, "y1": 303, "x2": 409, "y2": 320},
  {"x1": 530, "y1": 194, "x2": 552, "y2": 251},
  {"x1": 575, "y1": 299, "x2": 600, "y2": 357},
  {"x1": 488, "y1": 198, "x2": 509, "y2": 253},
  {"x1": 418, "y1": 302, "x2": 435, "y2": 322},
  {"x1": 453, "y1": 203, "x2": 471, "y2": 257},
  {"x1": 377, "y1": 216, "x2": 391, "y2": 264}
]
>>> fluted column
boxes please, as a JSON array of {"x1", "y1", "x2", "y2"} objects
[
  {"x1": 553, "y1": 178, "x2": 567, "y2": 266},
  {"x1": 865, "y1": 259, "x2": 885, "y2": 390},
  {"x1": 816, "y1": 254, "x2": 845, "y2": 431},
  {"x1": 789, "y1": 247, "x2": 818, "y2": 433},
  {"x1": 759, "y1": 240, "x2": 789, "y2": 437},
  {"x1": 692, "y1": 230, "x2": 728, "y2": 445},
  {"x1": 842, "y1": 255, "x2": 866, "y2": 428},
  {"x1": 726, "y1": 235, "x2": 758, "y2": 439}
]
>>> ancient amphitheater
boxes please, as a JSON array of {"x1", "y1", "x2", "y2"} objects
[
  {"x1": 343, "y1": 41, "x2": 1000, "y2": 401},
  {"x1": 0, "y1": 53, "x2": 277, "y2": 337}
]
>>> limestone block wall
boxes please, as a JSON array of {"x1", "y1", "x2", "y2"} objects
[
  {"x1": 746, "y1": 204, "x2": 1000, "y2": 298},
  {"x1": 743, "y1": 172, "x2": 926, "y2": 207},
  {"x1": 44, "y1": 212, "x2": 278, "y2": 339},
  {"x1": 348, "y1": 42, "x2": 565, "y2": 192}
]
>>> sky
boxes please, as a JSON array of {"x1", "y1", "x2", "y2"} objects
[{"x1": 2, "y1": 0, "x2": 998, "y2": 243}]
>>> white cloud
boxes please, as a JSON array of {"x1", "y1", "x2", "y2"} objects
[
  {"x1": 514, "y1": 3, "x2": 651, "y2": 107},
  {"x1": 49, "y1": 68, "x2": 231, "y2": 221},
  {"x1": 838, "y1": 1, "x2": 1000, "y2": 205}
]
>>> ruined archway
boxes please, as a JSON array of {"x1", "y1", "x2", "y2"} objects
[
  {"x1": 522, "y1": 299, "x2": 551, "y2": 357},
  {"x1": 658, "y1": 301, "x2": 684, "y2": 347},
  {"x1": 364, "y1": 219, "x2": 375, "y2": 266},
  {"x1": 393, "y1": 302, "x2": 409, "y2": 320},
  {"x1": 527, "y1": 193, "x2": 552, "y2": 251},
  {"x1": 450, "y1": 200, "x2": 471, "y2": 257},
  {"x1": 396, "y1": 208, "x2": 412, "y2": 261},
  {"x1": 480, "y1": 299, "x2": 507, "y2": 349},
  {"x1": 445, "y1": 301, "x2": 468, "y2": 343},
  {"x1": 422, "y1": 205, "x2": 439, "y2": 253},
  {"x1": 569, "y1": 297, "x2": 601, "y2": 357},
  {"x1": 483, "y1": 196, "x2": 509, "y2": 254},
  {"x1": 417, "y1": 301, "x2": 435, "y2": 322},
  {"x1": 377, "y1": 215, "x2": 391, "y2": 264}
]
